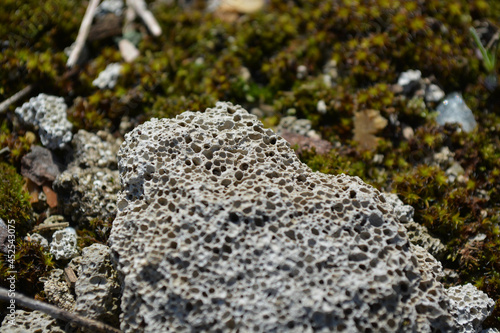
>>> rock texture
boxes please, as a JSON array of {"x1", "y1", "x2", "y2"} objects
[
  {"x1": 447, "y1": 284, "x2": 495, "y2": 333},
  {"x1": 0, "y1": 310, "x2": 65, "y2": 333},
  {"x1": 71, "y1": 243, "x2": 121, "y2": 326},
  {"x1": 50, "y1": 227, "x2": 79, "y2": 260},
  {"x1": 384, "y1": 193, "x2": 446, "y2": 259},
  {"x1": 15, "y1": 93, "x2": 73, "y2": 149},
  {"x1": 54, "y1": 130, "x2": 121, "y2": 227},
  {"x1": 43, "y1": 268, "x2": 76, "y2": 311},
  {"x1": 110, "y1": 102, "x2": 494, "y2": 332}
]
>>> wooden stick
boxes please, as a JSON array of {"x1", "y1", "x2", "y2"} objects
[
  {"x1": 67, "y1": 0, "x2": 101, "y2": 67},
  {"x1": 32, "y1": 222, "x2": 69, "y2": 232},
  {"x1": 0, "y1": 85, "x2": 33, "y2": 114},
  {"x1": 127, "y1": 0, "x2": 162, "y2": 36},
  {"x1": 0, "y1": 287, "x2": 121, "y2": 333}
]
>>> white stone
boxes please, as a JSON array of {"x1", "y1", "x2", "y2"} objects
[
  {"x1": 50, "y1": 227, "x2": 78, "y2": 260},
  {"x1": 447, "y1": 283, "x2": 495, "y2": 332},
  {"x1": 15, "y1": 94, "x2": 72, "y2": 149},
  {"x1": 317, "y1": 100, "x2": 327, "y2": 114},
  {"x1": 436, "y1": 92, "x2": 477, "y2": 133},
  {"x1": 397, "y1": 69, "x2": 422, "y2": 86},
  {"x1": 93, "y1": 62, "x2": 123, "y2": 89},
  {"x1": 425, "y1": 84, "x2": 445, "y2": 103}
]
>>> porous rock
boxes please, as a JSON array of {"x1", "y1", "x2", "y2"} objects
[
  {"x1": 15, "y1": 93, "x2": 73, "y2": 149},
  {"x1": 54, "y1": 130, "x2": 121, "y2": 227},
  {"x1": 0, "y1": 310, "x2": 65, "y2": 333},
  {"x1": 447, "y1": 283, "x2": 495, "y2": 332},
  {"x1": 50, "y1": 227, "x2": 79, "y2": 260},
  {"x1": 384, "y1": 193, "x2": 446, "y2": 258},
  {"x1": 71, "y1": 243, "x2": 121, "y2": 326},
  {"x1": 110, "y1": 102, "x2": 493, "y2": 332},
  {"x1": 26, "y1": 232, "x2": 49, "y2": 251},
  {"x1": 43, "y1": 268, "x2": 76, "y2": 311}
]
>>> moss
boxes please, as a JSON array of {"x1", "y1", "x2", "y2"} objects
[
  {"x1": 77, "y1": 217, "x2": 114, "y2": 249},
  {"x1": 0, "y1": 121, "x2": 34, "y2": 166},
  {"x1": 0, "y1": 162, "x2": 33, "y2": 236},
  {"x1": 0, "y1": 239, "x2": 54, "y2": 297}
]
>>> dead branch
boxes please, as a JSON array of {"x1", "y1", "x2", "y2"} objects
[
  {"x1": 127, "y1": 0, "x2": 162, "y2": 36},
  {"x1": 0, "y1": 287, "x2": 121, "y2": 333},
  {"x1": 67, "y1": 0, "x2": 101, "y2": 67},
  {"x1": 0, "y1": 85, "x2": 33, "y2": 114}
]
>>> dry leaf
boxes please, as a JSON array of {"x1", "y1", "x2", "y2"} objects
[
  {"x1": 42, "y1": 184, "x2": 58, "y2": 208},
  {"x1": 24, "y1": 177, "x2": 40, "y2": 204},
  {"x1": 353, "y1": 109, "x2": 388, "y2": 150}
]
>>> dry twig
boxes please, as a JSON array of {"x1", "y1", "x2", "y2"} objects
[
  {"x1": 127, "y1": 0, "x2": 162, "y2": 36},
  {"x1": 67, "y1": 0, "x2": 101, "y2": 67},
  {"x1": 0, "y1": 85, "x2": 33, "y2": 114}
]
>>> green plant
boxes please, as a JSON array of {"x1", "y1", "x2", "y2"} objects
[{"x1": 469, "y1": 27, "x2": 498, "y2": 74}]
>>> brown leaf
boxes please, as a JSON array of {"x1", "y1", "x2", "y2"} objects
[
  {"x1": 353, "y1": 109, "x2": 388, "y2": 150},
  {"x1": 42, "y1": 184, "x2": 58, "y2": 208}
]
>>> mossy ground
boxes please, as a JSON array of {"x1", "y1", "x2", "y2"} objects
[{"x1": 0, "y1": 0, "x2": 499, "y2": 327}]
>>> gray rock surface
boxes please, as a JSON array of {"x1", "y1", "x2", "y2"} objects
[
  {"x1": 15, "y1": 93, "x2": 73, "y2": 149},
  {"x1": 0, "y1": 310, "x2": 65, "y2": 333},
  {"x1": 397, "y1": 69, "x2": 422, "y2": 87},
  {"x1": 109, "y1": 102, "x2": 494, "y2": 332},
  {"x1": 71, "y1": 243, "x2": 121, "y2": 326},
  {"x1": 54, "y1": 130, "x2": 121, "y2": 227}
]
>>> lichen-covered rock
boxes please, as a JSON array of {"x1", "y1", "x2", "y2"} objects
[
  {"x1": 15, "y1": 94, "x2": 73, "y2": 149},
  {"x1": 70, "y1": 130, "x2": 121, "y2": 169},
  {"x1": 0, "y1": 310, "x2": 65, "y2": 333},
  {"x1": 54, "y1": 130, "x2": 121, "y2": 227},
  {"x1": 110, "y1": 102, "x2": 493, "y2": 332},
  {"x1": 71, "y1": 243, "x2": 121, "y2": 326},
  {"x1": 43, "y1": 268, "x2": 76, "y2": 311},
  {"x1": 447, "y1": 284, "x2": 495, "y2": 332},
  {"x1": 26, "y1": 232, "x2": 49, "y2": 251},
  {"x1": 50, "y1": 227, "x2": 78, "y2": 260}
]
